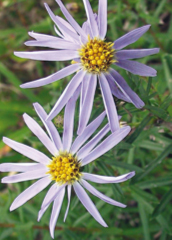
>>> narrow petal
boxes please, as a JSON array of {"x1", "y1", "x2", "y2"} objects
[
  {"x1": 55, "y1": 16, "x2": 80, "y2": 43},
  {"x1": 55, "y1": 0, "x2": 87, "y2": 40},
  {"x1": 2, "y1": 168, "x2": 47, "y2": 183},
  {"x1": 105, "y1": 74, "x2": 132, "y2": 102},
  {"x1": 82, "y1": 21, "x2": 92, "y2": 36},
  {"x1": 54, "y1": 26, "x2": 64, "y2": 39},
  {"x1": 47, "y1": 70, "x2": 85, "y2": 121},
  {"x1": 50, "y1": 187, "x2": 65, "y2": 239},
  {"x1": 79, "y1": 74, "x2": 91, "y2": 114},
  {"x1": 99, "y1": 74, "x2": 119, "y2": 132},
  {"x1": 108, "y1": 69, "x2": 145, "y2": 108},
  {"x1": 25, "y1": 39, "x2": 80, "y2": 50},
  {"x1": 77, "y1": 123, "x2": 110, "y2": 160},
  {"x1": 116, "y1": 48, "x2": 160, "y2": 60},
  {"x1": 114, "y1": 25, "x2": 151, "y2": 50},
  {"x1": 28, "y1": 31, "x2": 60, "y2": 41},
  {"x1": 82, "y1": 171, "x2": 135, "y2": 184},
  {"x1": 3, "y1": 137, "x2": 50, "y2": 165},
  {"x1": 0, "y1": 163, "x2": 44, "y2": 173},
  {"x1": 63, "y1": 93, "x2": 78, "y2": 151},
  {"x1": 98, "y1": 0, "x2": 107, "y2": 39},
  {"x1": 44, "y1": 3, "x2": 79, "y2": 42},
  {"x1": 14, "y1": 50, "x2": 79, "y2": 61},
  {"x1": 23, "y1": 113, "x2": 57, "y2": 155},
  {"x1": 70, "y1": 111, "x2": 106, "y2": 154},
  {"x1": 33, "y1": 103, "x2": 63, "y2": 151},
  {"x1": 64, "y1": 185, "x2": 71, "y2": 222},
  {"x1": 81, "y1": 126, "x2": 131, "y2": 166},
  {"x1": 10, "y1": 176, "x2": 51, "y2": 211},
  {"x1": 20, "y1": 63, "x2": 80, "y2": 89},
  {"x1": 73, "y1": 182, "x2": 107, "y2": 227},
  {"x1": 56, "y1": 16, "x2": 77, "y2": 34},
  {"x1": 41, "y1": 184, "x2": 66, "y2": 210},
  {"x1": 38, "y1": 183, "x2": 62, "y2": 221},
  {"x1": 115, "y1": 59, "x2": 157, "y2": 77},
  {"x1": 81, "y1": 179, "x2": 126, "y2": 208},
  {"x1": 83, "y1": 0, "x2": 99, "y2": 38},
  {"x1": 77, "y1": 74, "x2": 97, "y2": 135}
]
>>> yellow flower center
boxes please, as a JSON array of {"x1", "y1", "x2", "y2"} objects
[
  {"x1": 79, "y1": 37, "x2": 116, "y2": 74},
  {"x1": 47, "y1": 152, "x2": 82, "y2": 185}
]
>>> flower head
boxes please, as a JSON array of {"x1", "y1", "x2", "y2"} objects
[
  {"x1": 14, "y1": 0, "x2": 159, "y2": 134},
  {"x1": 0, "y1": 101, "x2": 134, "y2": 238}
]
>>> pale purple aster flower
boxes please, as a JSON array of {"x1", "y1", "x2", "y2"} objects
[
  {"x1": 0, "y1": 101, "x2": 134, "y2": 239},
  {"x1": 14, "y1": 0, "x2": 159, "y2": 134}
]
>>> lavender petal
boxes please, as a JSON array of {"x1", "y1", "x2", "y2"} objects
[
  {"x1": 115, "y1": 59, "x2": 157, "y2": 77},
  {"x1": 10, "y1": 176, "x2": 51, "y2": 211},
  {"x1": 108, "y1": 69, "x2": 145, "y2": 108},
  {"x1": 81, "y1": 179, "x2": 126, "y2": 208},
  {"x1": 0, "y1": 163, "x2": 44, "y2": 173},
  {"x1": 77, "y1": 74, "x2": 97, "y2": 135},
  {"x1": 3, "y1": 137, "x2": 50, "y2": 165},
  {"x1": 44, "y1": 3, "x2": 79, "y2": 43},
  {"x1": 116, "y1": 48, "x2": 160, "y2": 60},
  {"x1": 14, "y1": 50, "x2": 79, "y2": 61},
  {"x1": 64, "y1": 185, "x2": 71, "y2": 222},
  {"x1": 73, "y1": 182, "x2": 107, "y2": 227},
  {"x1": 47, "y1": 70, "x2": 85, "y2": 121},
  {"x1": 82, "y1": 171, "x2": 135, "y2": 184},
  {"x1": 2, "y1": 168, "x2": 46, "y2": 183},
  {"x1": 25, "y1": 39, "x2": 80, "y2": 50},
  {"x1": 83, "y1": 0, "x2": 99, "y2": 38},
  {"x1": 50, "y1": 187, "x2": 65, "y2": 239},
  {"x1": 55, "y1": 0, "x2": 87, "y2": 40},
  {"x1": 105, "y1": 73, "x2": 132, "y2": 102},
  {"x1": 38, "y1": 183, "x2": 62, "y2": 221},
  {"x1": 114, "y1": 25, "x2": 151, "y2": 50},
  {"x1": 23, "y1": 113, "x2": 57, "y2": 155},
  {"x1": 77, "y1": 124, "x2": 110, "y2": 160},
  {"x1": 63, "y1": 94, "x2": 78, "y2": 152},
  {"x1": 70, "y1": 111, "x2": 106, "y2": 154},
  {"x1": 98, "y1": 0, "x2": 107, "y2": 39},
  {"x1": 99, "y1": 74, "x2": 119, "y2": 132},
  {"x1": 81, "y1": 126, "x2": 131, "y2": 166},
  {"x1": 33, "y1": 103, "x2": 63, "y2": 151},
  {"x1": 21, "y1": 64, "x2": 81, "y2": 88}
]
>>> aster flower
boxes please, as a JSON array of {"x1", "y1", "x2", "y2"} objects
[
  {"x1": 0, "y1": 101, "x2": 134, "y2": 238},
  {"x1": 14, "y1": 0, "x2": 159, "y2": 134}
]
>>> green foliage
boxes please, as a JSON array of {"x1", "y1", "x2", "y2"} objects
[{"x1": 0, "y1": 0, "x2": 172, "y2": 239}]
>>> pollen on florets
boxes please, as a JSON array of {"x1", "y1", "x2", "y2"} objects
[
  {"x1": 79, "y1": 36, "x2": 116, "y2": 74},
  {"x1": 47, "y1": 152, "x2": 82, "y2": 185}
]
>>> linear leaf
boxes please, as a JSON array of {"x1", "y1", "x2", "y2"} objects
[
  {"x1": 131, "y1": 144, "x2": 172, "y2": 183},
  {"x1": 152, "y1": 187, "x2": 172, "y2": 218}
]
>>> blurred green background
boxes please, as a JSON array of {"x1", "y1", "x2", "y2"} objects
[{"x1": 0, "y1": 0, "x2": 172, "y2": 239}]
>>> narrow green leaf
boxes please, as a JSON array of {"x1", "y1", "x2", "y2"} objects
[
  {"x1": 146, "y1": 78, "x2": 152, "y2": 94},
  {"x1": 0, "y1": 63, "x2": 41, "y2": 103},
  {"x1": 131, "y1": 186, "x2": 158, "y2": 203},
  {"x1": 138, "y1": 202, "x2": 151, "y2": 240},
  {"x1": 132, "y1": 192, "x2": 171, "y2": 234},
  {"x1": 162, "y1": 56, "x2": 172, "y2": 94},
  {"x1": 131, "y1": 144, "x2": 172, "y2": 183},
  {"x1": 154, "y1": 0, "x2": 167, "y2": 17},
  {"x1": 136, "y1": 176, "x2": 172, "y2": 189},
  {"x1": 104, "y1": 159, "x2": 144, "y2": 173},
  {"x1": 0, "y1": 127, "x2": 31, "y2": 149},
  {"x1": 118, "y1": 114, "x2": 153, "y2": 156},
  {"x1": 145, "y1": 105, "x2": 168, "y2": 119},
  {"x1": 152, "y1": 187, "x2": 172, "y2": 218}
]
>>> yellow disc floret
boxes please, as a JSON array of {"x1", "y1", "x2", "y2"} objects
[
  {"x1": 79, "y1": 36, "x2": 116, "y2": 74},
  {"x1": 47, "y1": 152, "x2": 82, "y2": 185}
]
